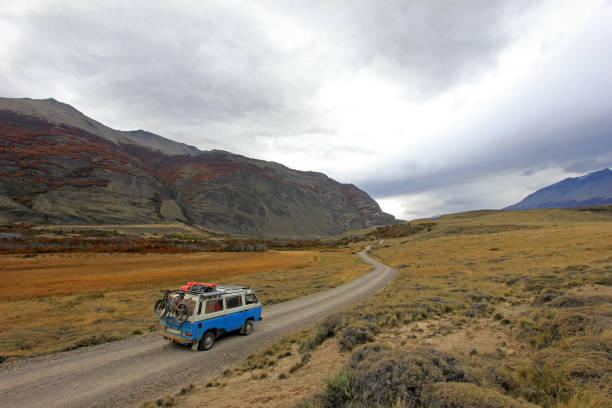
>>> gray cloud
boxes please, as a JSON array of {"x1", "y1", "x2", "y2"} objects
[
  {"x1": 1, "y1": 1, "x2": 538, "y2": 131},
  {"x1": 1, "y1": 1, "x2": 611, "y2": 220},
  {"x1": 275, "y1": 0, "x2": 533, "y2": 97},
  {"x1": 2, "y1": 2, "x2": 319, "y2": 137},
  {"x1": 363, "y1": 113, "x2": 612, "y2": 198},
  {"x1": 358, "y1": 6, "x2": 612, "y2": 214}
]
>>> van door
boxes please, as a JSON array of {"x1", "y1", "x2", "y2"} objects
[
  {"x1": 224, "y1": 295, "x2": 246, "y2": 331},
  {"x1": 201, "y1": 298, "x2": 225, "y2": 335}
]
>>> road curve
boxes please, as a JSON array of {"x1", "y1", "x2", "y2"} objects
[{"x1": 0, "y1": 250, "x2": 396, "y2": 408}]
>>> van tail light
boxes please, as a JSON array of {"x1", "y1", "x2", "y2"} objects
[{"x1": 184, "y1": 331, "x2": 192, "y2": 337}]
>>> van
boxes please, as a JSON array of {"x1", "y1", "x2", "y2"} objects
[{"x1": 155, "y1": 283, "x2": 262, "y2": 350}]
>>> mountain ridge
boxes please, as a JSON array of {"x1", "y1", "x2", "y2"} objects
[
  {"x1": 505, "y1": 168, "x2": 612, "y2": 210},
  {"x1": 0, "y1": 97, "x2": 397, "y2": 237},
  {"x1": 0, "y1": 97, "x2": 200, "y2": 156}
]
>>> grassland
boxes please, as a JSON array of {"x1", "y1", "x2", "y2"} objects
[
  {"x1": 169, "y1": 206, "x2": 612, "y2": 408},
  {"x1": 0, "y1": 249, "x2": 369, "y2": 357}
]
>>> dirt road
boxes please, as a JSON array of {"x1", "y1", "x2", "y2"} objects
[{"x1": 0, "y1": 250, "x2": 396, "y2": 408}]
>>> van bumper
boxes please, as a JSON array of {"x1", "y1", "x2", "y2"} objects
[{"x1": 157, "y1": 330, "x2": 192, "y2": 344}]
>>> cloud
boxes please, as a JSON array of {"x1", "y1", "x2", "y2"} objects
[
  {"x1": 272, "y1": 0, "x2": 536, "y2": 97},
  {"x1": 1, "y1": 2, "x2": 321, "y2": 135},
  {"x1": 0, "y1": 1, "x2": 547, "y2": 134},
  {"x1": 362, "y1": 113, "x2": 612, "y2": 197},
  {"x1": 1, "y1": 0, "x2": 611, "y2": 220}
]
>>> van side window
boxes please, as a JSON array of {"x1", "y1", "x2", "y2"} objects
[
  {"x1": 245, "y1": 294, "x2": 258, "y2": 305},
  {"x1": 198, "y1": 301, "x2": 203, "y2": 315},
  {"x1": 205, "y1": 299, "x2": 223, "y2": 313},
  {"x1": 226, "y1": 295, "x2": 242, "y2": 309}
]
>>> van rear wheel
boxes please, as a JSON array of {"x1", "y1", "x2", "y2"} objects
[
  {"x1": 199, "y1": 331, "x2": 215, "y2": 351},
  {"x1": 241, "y1": 320, "x2": 254, "y2": 336}
]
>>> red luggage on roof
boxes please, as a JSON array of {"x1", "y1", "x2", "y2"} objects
[{"x1": 180, "y1": 282, "x2": 217, "y2": 291}]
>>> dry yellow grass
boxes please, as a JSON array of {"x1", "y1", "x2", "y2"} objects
[
  {"x1": 0, "y1": 249, "x2": 369, "y2": 357},
  {"x1": 0, "y1": 250, "x2": 317, "y2": 298}
]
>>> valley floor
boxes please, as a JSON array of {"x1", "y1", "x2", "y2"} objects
[{"x1": 161, "y1": 207, "x2": 612, "y2": 408}]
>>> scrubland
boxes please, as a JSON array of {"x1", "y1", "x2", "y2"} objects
[
  {"x1": 168, "y1": 206, "x2": 611, "y2": 408},
  {"x1": 0, "y1": 250, "x2": 369, "y2": 357}
]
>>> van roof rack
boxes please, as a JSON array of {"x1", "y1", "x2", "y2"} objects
[
  {"x1": 217, "y1": 284, "x2": 250, "y2": 290},
  {"x1": 180, "y1": 285, "x2": 252, "y2": 299}
]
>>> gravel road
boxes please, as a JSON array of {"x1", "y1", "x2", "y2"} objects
[{"x1": 0, "y1": 250, "x2": 396, "y2": 408}]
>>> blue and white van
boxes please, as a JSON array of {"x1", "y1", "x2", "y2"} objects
[{"x1": 156, "y1": 284, "x2": 262, "y2": 350}]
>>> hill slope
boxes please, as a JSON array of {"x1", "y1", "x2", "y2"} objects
[
  {"x1": 0, "y1": 98, "x2": 396, "y2": 237},
  {"x1": 505, "y1": 168, "x2": 612, "y2": 210}
]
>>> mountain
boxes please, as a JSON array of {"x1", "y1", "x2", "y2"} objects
[
  {"x1": 0, "y1": 97, "x2": 396, "y2": 237},
  {"x1": 0, "y1": 97, "x2": 199, "y2": 156},
  {"x1": 505, "y1": 168, "x2": 612, "y2": 210}
]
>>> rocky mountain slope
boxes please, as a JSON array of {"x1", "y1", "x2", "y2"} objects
[
  {"x1": 0, "y1": 98, "x2": 396, "y2": 237},
  {"x1": 505, "y1": 168, "x2": 612, "y2": 210}
]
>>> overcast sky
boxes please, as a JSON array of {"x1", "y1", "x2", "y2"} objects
[{"x1": 1, "y1": 0, "x2": 611, "y2": 220}]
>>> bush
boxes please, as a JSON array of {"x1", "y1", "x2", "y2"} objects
[
  {"x1": 549, "y1": 295, "x2": 611, "y2": 308},
  {"x1": 301, "y1": 314, "x2": 343, "y2": 351},
  {"x1": 552, "y1": 311, "x2": 604, "y2": 339},
  {"x1": 522, "y1": 310, "x2": 608, "y2": 348},
  {"x1": 421, "y1": 382, "x2": 537, "y2": 408},
  {"x1": 318, "y1": 347, "x2": 479, "y2": 407},
  {"x1": 321, "y1": 370, "x2": 355, "y2": 407},
  {"x1": 522, "y1": 274, "x2": 567, "y2": 292},
  {"x1": 289, "y1": 353, "x2": 311, "y2": 373},
  {"x1": 465, "y1": 302, "x2": 489, "y2": 317},
  {"x1": 486, "y1": 365, "x2": 519, "y2": 393},
  {"x1": 338, "y1": 325, "x2": 375, "y2": 351},
  {"x1": 553, "y1": 391, "x2": 612, "y2": 408},
  {"x1": 347, "y1": 343, "x2": 390, "y2": 369},
  {"x1": 532, "y1": 289, "x2": 565, "y2": 305},
  {"x1": 530, "y1": 334, "x2": 612, "y2": 388}
]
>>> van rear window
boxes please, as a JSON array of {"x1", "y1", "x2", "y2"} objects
[
  {"x1": 205, "y1": 299, "x2": 223, "y2": 313},
  {"x1": 245, "y1": 294, "x2": 258, "y2": 304}
]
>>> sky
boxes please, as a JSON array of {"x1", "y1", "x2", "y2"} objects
[{"x1": 1, "y1": 0, "x2": 611, "y2": 220}]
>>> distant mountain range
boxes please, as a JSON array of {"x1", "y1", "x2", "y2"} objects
[
  {"x1": 505, "y1": 168, "x2": 612, "y2": 210},
  {"x1": 0, "y1": 97, "x2": 396, "y2": 237}
]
